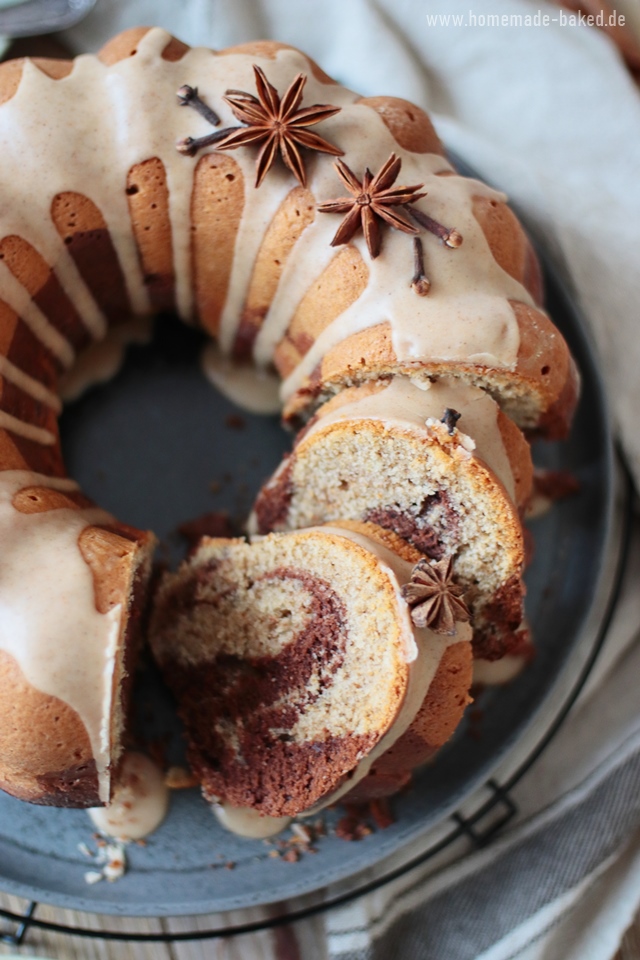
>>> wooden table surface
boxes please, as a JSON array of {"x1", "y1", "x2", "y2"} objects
[
  {"x1": 0, "y1": 890, "x2": 310, "y2": 959},
  {"x1": 0, "y1": 888, "x2": 637, "y2": 958}
]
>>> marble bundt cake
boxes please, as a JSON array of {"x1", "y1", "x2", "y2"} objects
[
  {"x1": 150, "y1": 524, "x2": 473, "y2": 821},
  {"x1": 0, "y1": 27, "x2": 578, "y2": 811},
  {"x1": 253, "y1": 378, "x2": 533, "y2": 661}
]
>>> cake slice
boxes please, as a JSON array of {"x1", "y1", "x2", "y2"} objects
[
  {"x1": 253, "y1": 378, "x2": 532, "y2": 660},
  {"x1": 150, "y1": 523, "x2": 472, "y2": 822}
]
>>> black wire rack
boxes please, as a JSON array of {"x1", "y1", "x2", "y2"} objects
[{"x1": 0, "y1": 459, "x2": 632, "y2": 946}]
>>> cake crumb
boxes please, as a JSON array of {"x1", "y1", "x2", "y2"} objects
[
  {"x1": 225, "y1": 413, "x2": 246, "y2": 431},
  {"x1": 81, "y1": 839, "x2": 128, "y2": 884},
  {"x1": 165, "y1": 765, "x2": 199, "y2": 790},
  {"x1": 177, "y1": 511, "x2": 235, "y2": 549},
  {"x1": 282, "y1": 849, "x2": 300, "y2": 863},
  {"x1": 370, "y1": 799, "x2": 394, "y2": 830},
  {"x1": 334, "y1": 801, "x2": 395, "y2": 841},
  {"x1": 291, "y1": 823, "x2": 312, "y2": 844}
]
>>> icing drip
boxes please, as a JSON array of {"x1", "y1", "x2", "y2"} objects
[
  {"x1": 213, "y1": 803, "x2": 291, "y2": 839},
  {"x1": 473, "y1": 654, "x2": 527, "y2": 686},
  {"x1": 201, "y1": 343, "x2": 281, "y2": 414},
  {"x1": 59, "y1": 316, "x2": 152, "y2": 402},
  {"x1": 0, "y1": 411, "x2": 56, "y2": 445},
  {"x1": 88, "y1": 752, "x2": 169, "y2": 840}
]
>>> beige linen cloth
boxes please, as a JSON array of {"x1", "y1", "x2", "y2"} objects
[{"x1": 60, "y1": 2, "x2": 640, "y2": 957}]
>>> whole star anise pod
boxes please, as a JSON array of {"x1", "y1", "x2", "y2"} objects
[
  {"x1": 215, "y1": 66, "x2": 343, "y2": 187},
  {"x1": 401, "y1": 557, "x2": 471, "y2": 635},
  {"x1": 317, "y1": 154, "x2": 426, "y2": 258}
]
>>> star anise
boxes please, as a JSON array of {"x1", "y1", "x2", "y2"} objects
[
  {"x1": 212, "y1": 66, "x2": 343, "y2": 187},
  {"x1": 317, "y1": 154, "x2": 426, "y2": 259},
  {"x1": 401, "y1": 557, "x2": 470, "y2": 635}
]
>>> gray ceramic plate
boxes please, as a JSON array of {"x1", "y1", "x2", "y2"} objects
[{"x1": 0, "y1": 199, "x2": 622, "y2": 919}]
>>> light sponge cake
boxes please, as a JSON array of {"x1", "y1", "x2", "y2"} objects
[
  {"x1": 150, "y1": 523, "x2": 473, "y2": 819},
  {"x1": 254, "y1": 378, "x2": 532, "y2": 660}
]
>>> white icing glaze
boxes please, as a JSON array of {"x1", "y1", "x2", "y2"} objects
[
  {"x1": 201, "y1": 343, "x2": 281, "y2": 414},
  {"x1": 472, "y1": 654, "x2": 527, "y2": 686},
  {"x1": 0, "y1": 354, "x2": 61, "y2": 412},
  {"x1": 0, "y1": 410, "x2": 55, "y2": 445},
  {"x1": 213, "y1": 803, "x2": 291, "y2": 839},
  {"x1": 303, "y1": 378, "x2": 517, "y2": 502},
  {"x1": 59, "y1": 316, "x2": 152, "y2": 402},
  {"x1": 0, "y1": 259, "x2": 75, "y2": 368},
  {"x1": 525, "y1": 491, "x2": 552, "y2": 520},
  {"x1": 0, "y1": 470, "x2": 124, "y2": 801},
  {"x1": 88, "y1": 752, "x2": 169, "y2": 840}
]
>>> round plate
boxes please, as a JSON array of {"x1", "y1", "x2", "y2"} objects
[{"x1": 0, "y1": 211, "x2": 621, "y2": 921}]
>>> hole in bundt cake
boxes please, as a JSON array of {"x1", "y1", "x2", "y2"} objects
[{"x1": 59, "y1": 316, "x2": 290, "y2": 556}]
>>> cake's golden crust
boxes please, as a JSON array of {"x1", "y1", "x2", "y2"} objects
[
  {"x1": 0, "y1": 235, "x2": 92, "y2": 354},
  {"x1": 219, "y1": 41, "x2": 337, "y2": 85},
  {"x1": 126, "y1": 158, "x2": 176, "y2": 313},
  {"x1": 0, "y1": 295, "x2": 60, "y2": 385},
  {"x1": 0, "y1": 376, "x2": 55, "y2": 433},
  {"x1": 12, "y1": 485, "x2": 93, "y2": 514},
  {"x1": 0, "y1": 428, "x2": 64, "y2": 475},
  {"x1": 234, "y1": 187, "x2": 316, "y2": 360},
  {"x1": 0, "y1": 57, "x2": 73, "y2": 107},
  {"x1": 471, "y1": 196, "x2": 543, "y2": 305},
  {"x1": 496, "y1": 410, "x2": 534, "y2": 508},
  {"x1": 0, "y1": 59, "x2": 27, "y2": 105},
  {"x1": 98, "y1": 27, "x2": 189, "y2": 66},
  {"x1": 356, "y1": 96, "x2": 446, "y2": 155},
  {"x1": 273, "y1": 245, "x2": 370, "y2": 376},
  {"x1": 0, "y1": 650, "x2": 100, "y2": 807},
  {"x1": 79, "y1": 525, "x2": 152, "y2": 615},
  {"x1": 191, "y1": 154, "x2": 244, "y2": 336},
  {"x1": 50, "y1": 192, "x2": 131, "y2": 327}
]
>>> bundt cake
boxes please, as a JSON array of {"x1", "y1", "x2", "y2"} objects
[
  {"x1": 0, "y1": 26, "x2": 578, "y2": 814},
  {"x1": 149, "y1": 523, "x2": 473, "y2": 821},
  {"x1": 253, "y1": 377, "x2": 533, "y2": 660}
]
